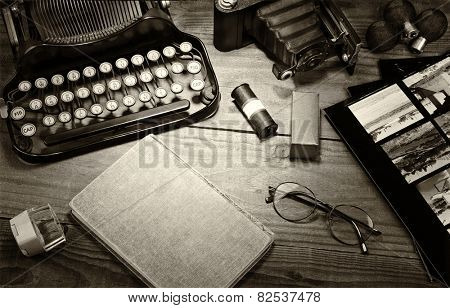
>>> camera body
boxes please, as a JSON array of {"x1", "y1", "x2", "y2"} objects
[{"x1": 214, "y1": 0, "x2": 361, "y2": 80}]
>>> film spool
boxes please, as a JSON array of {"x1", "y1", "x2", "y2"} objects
[{"x1": 231, "y1": 84, "x2": 278, "y2": 139}]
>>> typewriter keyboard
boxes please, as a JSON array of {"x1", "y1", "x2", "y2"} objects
[{"x1": 4, "y1": 41, "x2": 218, "y2": 161}]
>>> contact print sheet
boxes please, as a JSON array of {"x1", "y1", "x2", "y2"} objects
[{"x1": 325, "y1": 54, "x2": 450, "y2": 285}]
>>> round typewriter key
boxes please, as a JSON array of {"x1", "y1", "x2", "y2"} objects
[
  {"x1": 90, "y1": 104, "x2": 104, "y2": 115},
  {"x1": 67, "y1": 70, "x2": 80, "y2": 82},
  {"x1": 43, "y1": 115, "x2": 56, "y2": 127},
  {"x1": 155, "y1": 67, "x2": 169, "y2": 79},
  {"x1": 171, "y1": 62, "x2": 184, "y2": 74},
  {"x1": 155, "y1": 88, "x2": 167, "y2": 99},
  {"x1": 171, "y1": 83, "x2": 184, "y2": 94},
  {"x1": 61, "y1": 91, "x2": 74, "y2": 103},
  {"x1": 58, "y1": 111, "x2": 72, "y2": 123},
  {"x1": 108, "y1": 79, "x2": 122, "y2": 91},
  {"x1": 18, "y1": 81, "x2": 32, "y2": 92},
  {"x1": 180, "y1": 42, "x2": 193, "y2": 53},
  {"x1": 139, "y1": 71, "x2": 153, "y2": 83},
  {"x1": 123, "y1": 95, "x2": 136, "y2": 107},
  {"x1": 99, "y1": 62, "x2": 113, "y2": 74},
  {"x1": 10, "y1": 107, "x2": 26, "y2": 121},
  {"x1": 45, "y1": 95, "x2": 58, "y2": 107},
  {"x1": 190, "y1": 79, "x2": 205, "y2": 91},
  {"x1": 139, "y1": 91, "x2": 152, "y2": 103},
  {"x1": 35, "y1": 78, "x2": 48, "y2": 89},
  {"x1": 77, "y1": 87, "x2": 90, "y2": 99},
  {"x1": 93, "y1": 83, "x2": 106, "y2": 95},
  {"x1": 131, "y1": 54, "x2": 145, "y2": 66},
  {"x1": 147, "y1": 50, "x2": 160, "y2": 62},
  {"x1": 106, "y1": 100, "x2": 119, "y2": 111},
  {"x1": 51, "y1": 74, "x2": 64, "y2": 86},
  {"x1": 83, "y1": 66, "x2": 97, "y2": 78},
  {"x1": 124, "y1": 75, "x2": 138, "y2": 87},
  {"x1": 115, "y1": 58, "x2": 129, "y2": 70},
  {"x1": 21, "y1": 123, "x2": 36, "y2": 137},
  {"x1": 187, "y1": 61, "x2": 202, "y2": 74},
  {"x1": 163, "y1": 46, "x2": 176, "y2": 59},
  {"x1": 74, "y1": 108, "x2": 88, "y2": 120},
  {"x1": 29, "y1": 99, "x2": 43, "y2": 111}
]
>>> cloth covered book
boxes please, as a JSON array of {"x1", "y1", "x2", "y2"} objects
[{"x1": 70, "y1": 134, "x2": 273, "y2": 287}]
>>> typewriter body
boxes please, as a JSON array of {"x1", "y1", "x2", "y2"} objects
[
  {"x1": 214, "y1": 0, "x2": 361, "y2": 80},
  {"x1": 1, "y1": 0, "x2": 220, "y2": 163}
]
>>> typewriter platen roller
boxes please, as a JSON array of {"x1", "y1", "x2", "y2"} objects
[{"x1": 1, "y1": 0, "x2": 220, "y2": 163}]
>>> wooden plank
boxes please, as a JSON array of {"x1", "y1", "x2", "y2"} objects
[{"x1": 0, "y1": 219, "x2": 441, "y2": 287}]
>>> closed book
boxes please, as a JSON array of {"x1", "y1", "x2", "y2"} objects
[{"x1": 70, "y1": 135, "x2": 274, "y2": 287}]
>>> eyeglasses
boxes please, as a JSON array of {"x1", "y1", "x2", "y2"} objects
[{"x1": 265, "y1": 182, "x2": 382, "y2": 254}]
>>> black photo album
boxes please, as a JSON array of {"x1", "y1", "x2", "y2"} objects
[{"x1": 325, "y1": 54, "x2": 450, "y2": 285}]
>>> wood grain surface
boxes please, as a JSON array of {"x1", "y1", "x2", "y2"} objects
[{"x1": 0, "y1": 0, "x2": 449, "y2": 287}]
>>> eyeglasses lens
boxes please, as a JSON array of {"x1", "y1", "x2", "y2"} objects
[
  {"x1": 328, "y1": 205, "x2": 374, "y2": 245},
  {"x1": 273, "y1": 183, "x2": 317, "y2": 221}
]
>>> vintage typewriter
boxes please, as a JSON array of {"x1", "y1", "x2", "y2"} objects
[{"x1": 1, "y1": 0, "x2": 220, "y2": 163}]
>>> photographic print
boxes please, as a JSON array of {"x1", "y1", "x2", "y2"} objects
[
  {"x1": 404, "y1": 56, "x2": 450, "y2": 115},
  {"x1": 416, "y1": 168, "x2": 450, "y2": 233},
  {"x1": 381, "y1": 122, "x2": 450, "y2": 184},
  {"x1": 349, "y1": 85, "x2": 423, "y2": 143},
  {"x1": 435, "y1": 112, "x2": 450, "y2": 138}
]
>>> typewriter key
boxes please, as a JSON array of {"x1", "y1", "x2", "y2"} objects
[
  {"x1": 18, "y1": 81, "x2": 32, "y2": 92},
  {"x1": 45, "y1": 95, "x2": 58, "y2": 107},
  {"x1": 106, "y1": 100, "x2": 119, "y2": 111},
  {"x1": 99, "y1": 62, "x2": 113, "y2": 74},
  {"x1": 124, "y1": 75, "x2": 138, "y2": 87},
  {"x1": 139, "y1": 91, "x2": 152, "y2": 103},
  {"x1": 108, "y1": 79, "x2": 122, "y2": 91},
  {"x1": 90, "y1": 104, "x2": 104, "y2": 115},
  {"x1": 147, "y1": 50, "x2": 161, "y2": 62},
  {"x1": 58, "y1": 111, "x2": 72, "y2": 123},
  {"x1": 83, "y1": 66, "x2": 96, "y2": 78},
  {"x1": 43, "y1": 115, "x2": 56, "y2": 127},
  {"x1": 93, "y1": 83, "x2": 106, "y2": 95},
  {"x1": 10, "y1": 107, "x2": 26, "y2": 121},
  {"x1": 35, "y1": 78, "x2": 48, "y2": 89},
  {"x1": 115, "y1": 58, "x2": 129, "y2": 70},
  {"x1": 131, "y1": 55, "x2": 145, "y2": 66},
  {"x1": 155, "y1": 68, "x2": 169, "y2": 79},
  {"x1": 74, "y1": 108, "x2": 88, "y2": 120},
  {"x1": 163, "y1": 46, "x2": 176, "y2": 59},
  {"x1": 180, "y1": 42, "x2": 193, "y2": 53},
  {"x1": 171, "y1": 62, "x2": 184, "y2": 74},
  {"x1": 187, "y1": 61, "x2": 202, "y2": 74},
  {"x1": 21, "y1": 123, "x2": 36, "y2": 137},
  {"x1": 123, "y1": 95, "x2": 136, "y2": 107},
  {"x1": 171, "y1": 83, "x2": 184, "y2": 94},
  {"x1": 29, "y1": 99, "x2": 43, "y2": 111},
  {"x1": 155, "y1": 88, "x2": 167, "y2": 99},
  {"x1": 51, "y1": 74, "x2": 64, "y2": 86},
  {"x1": 190, "y1": 79, "x2": 205, "y2": 91},
  {"x1": 67, "y1": 70, "x2": 81, "y2": 82},
  {"x1": 140, "y1": 71, "x2": 153, "y2": 83},
  {"x1": 61, "y1": 91, "x2": 74, "y2": 103},
  {"x1": 77, "y1": 87, "x2": 90, "y2": 99}
]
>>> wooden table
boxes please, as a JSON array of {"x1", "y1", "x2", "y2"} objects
[{"x1": 0, "y1": 0, "x2": 448, "y2": 287}]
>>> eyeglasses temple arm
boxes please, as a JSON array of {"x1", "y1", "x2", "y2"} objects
[{"x1": 350, "y1": 220, "x2": 368, "y2": 254}]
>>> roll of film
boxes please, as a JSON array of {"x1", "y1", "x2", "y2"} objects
[{"x1": 231, "y1": 84, "x2": 278, "y2": 139}]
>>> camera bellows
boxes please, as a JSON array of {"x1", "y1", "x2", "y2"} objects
[
  {"x1": 410, "y1": 9, "x2": 448, "y2": 54},
  {"x1": 384, "y1": 0, "x2": 419, "y2": 40},
  {"x1": 231, "y1": 84, "x2": 278, "y2": 139},
  {"x1": 366, "y1": 21, "x2": 399, "y2": 53}
]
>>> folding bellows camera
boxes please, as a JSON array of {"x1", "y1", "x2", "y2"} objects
[{"x1": 214, "y1": 0, "x2": 361, "y2": 80}]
